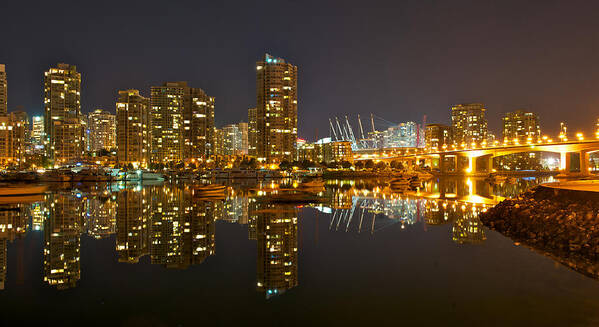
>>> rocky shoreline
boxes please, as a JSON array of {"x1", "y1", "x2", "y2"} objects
[{"x1": 480, "y1": 185, "x2": 599, "y2": 278}]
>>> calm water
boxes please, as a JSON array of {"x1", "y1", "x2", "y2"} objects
[{"x1": 1, "y1": 177, "x2": 599, "y2": 326}]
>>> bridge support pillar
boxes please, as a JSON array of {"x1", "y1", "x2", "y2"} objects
[
  {"x1": 560, "y1": 151, "x2": 590, "y2": 176},
  {"x1": 468, "y1": 156, "x2": 476, "y2": 175},
  {"x1": 440, "y1": 155, "x2": 457, "y2": 173},
  {"x1": 580, "y1": 150, "x2": 590, "y2": 175}
]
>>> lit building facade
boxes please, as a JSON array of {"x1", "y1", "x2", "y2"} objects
[
  {"x1": 239, "y1": 122, "x2": 248, "y2": 155},
  {"x1": 0, "y1": 64, "x2": 6, "y2": 116},
  {"x1": 31, "y1": 115, "x2": 45, "y2": 146},
  {"x1": 87, "y1": 109, "x2": 116, "y2": 152},
  {"x1": 150, "y1": 82, "x2": 214, "y2": 164},
  {"x1": 222, "y1": 124, "x2": 243, "y2": 155},
  {"x1": 381, "y1": 122, "x2": 423, "y2": 148},
  {"x1": 213, "y1": 128, "x2": 224, "y2": 156},
  {"x1": 255, "y1": 54, "x2": 298, "y2": 162},
  {"x1": 43, "y1": 63, "x2": 84, "y2": 165},
  {"x1": 183, "y1": 87, "x2": 215, "y2": 160},
  {"x1": 451, "y1": 103, "x2": 488, "y2": 146},
  {"x1": 248, "y1": 108, "x2": 257, "y2": 156},
  {"x1": 425, "y1": 123, "x2": 452, "y2": 150},
  {"x1": 116, "y1": 90, "x2": 150, "y2": 166},
  {"x1": 502, "y1": 110, "x2": 540, "y2": 143}
]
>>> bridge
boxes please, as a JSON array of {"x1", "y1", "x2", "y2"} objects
[{"x1": 355, "y1": 139, "x2": 599, "y2": 176}]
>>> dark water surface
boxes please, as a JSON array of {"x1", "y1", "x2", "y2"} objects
[{"x1": 1, "y1": 177, "x2": 599, "y2": 326}]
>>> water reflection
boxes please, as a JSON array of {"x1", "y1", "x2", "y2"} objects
[{"x1": 0, "y1": 176, "x2": 551, "y2": 295}]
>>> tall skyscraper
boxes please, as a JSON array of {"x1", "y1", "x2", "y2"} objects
[
  {"x1": 451, "y1": 103, "x2": 488, "y2": 146},
  {"x1": 117, "y1": 90, "x2": 150, "y2": 167},
  {"x1": 239, "y1": 122, "x2": 249, "y2": 155},
  {"x1": 248, "y1": 108, "x2": 257, "y2": 156},
  {"x1": 222, "y1": 123, "x2": 243, "y2": 155},
  {"x1": 381, "y1": 121, "x2": 423, "y2": 148},
  {"x1": 87, "y1": 109, "x2": 116, "y2": 152},
  {"x1": 43, "y1": 63, "x2": 84, "y2": 165},
  {"x1": 502, "y1": 110, "x2": 540, "y2": 143},
  {"x1": 425, "y1": 123, "x2": 452, "y2": 149},
  {"x1": 150, "y1": 82, "x2": 214, "y2": 164},
  {"x1": 31, "y1": 116, "x2": 45, "y2": 146},
  {"x1": 0, "y1": 64, "x2": 7, "y2": 116},
  {"x1": 213, "y1": 127, "x2": 224, "y2": 156},
  {"x1": 255, "y1": 54, "x2": 298, "y2": 162},
  {"x1": 183, "y1": 87, "x2": 215, "y2": 160}
]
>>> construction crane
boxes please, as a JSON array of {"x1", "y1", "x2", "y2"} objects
[
  {"x1": 329, "y1": 118, "x2": 339, "y2": 141},
  {"x1": 345, "y1": 116, "x2": 357, "y2": 147},
  {"x1": 357, "y1": 114, "x2": 369, "y2": 148},
  {"x1": 335, "y1": 117, "x2": 345, "y2": 141}
]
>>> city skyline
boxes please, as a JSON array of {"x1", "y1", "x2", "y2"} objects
[{"x1": 3, "y1": 1, "x2": 599, "y2": 138}]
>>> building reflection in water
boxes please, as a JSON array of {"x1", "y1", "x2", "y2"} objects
[
  {"x1": 85, "y1": 194, "x2": 117, "y2": 239},
  {"x1": 0, "y1": 202, "x2": 29, "y2": 290},
  {"x1": 0, "y1": 176, "x2": 544, "y2": 292},
  {"x1": 116, "y1": 189, "x2": 149, "y2": 263},
  {"x1": 254, "y1": 204, "x2": 298, "y2": 299},
  {"x1": 44, "y1": 192, "x2": 82, "y2": 290}
]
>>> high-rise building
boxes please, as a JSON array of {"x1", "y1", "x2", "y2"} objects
[
  {"x1": 150, "y1": 82, "x2": 214, "y2": 164},
  {"x1": 255, "y1": 54, "x2": 298, "y2": 162},
  {"x1": 451, "y1": 103, "x2": 488, "y2": 146},
  {"x1": 31, "y1": 115, "x2": 45, "y2": 146},
  {"x1": 43, "y1": 63, "x2": 84, "y2": 165},
  {"x1": 0, "y1": 64, "x2": 7, "y2": 116},
  {"x1": 381, "y1": 122, "x2": 423, "y2": 148},
  {"x1": 0, "y1": 112, "x2": 29, "y2": 167},
  {"x1": 502, "y1": 110, "x2": 540, "y2": 143},
  {"x1": 213, "y1": 128, "x2": 224, "y2": 156},
  {"x1": 183, "y1": 87, "x2": 215, "y2": 160},
  {"x1": 116, "y1": 90, "x2": 150, "y2": 167},
  {"x1": 222, "y1": 124, "x2": 243, "y2": 155},
  {"x1": 87, "y1": 109, "x2": 116, "y2": 152},
  {"x1": 239, "y1": 122, "x2": 248, "y2": 155},
  {"x1": 425, "y1": 123, "x2": 452, "y2": 150},
  {"x1": 248, "y1": 108, "x2": 257, "y2": 156}
]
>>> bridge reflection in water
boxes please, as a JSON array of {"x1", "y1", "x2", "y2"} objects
[
  {"x1": 0, "y1": 176, "x2": 550, "y2": 297},
  {"x1": 322, "y1": 176, "x2": 553, "y2": 244}
]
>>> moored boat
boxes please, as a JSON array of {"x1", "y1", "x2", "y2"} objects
[
  {"x1": 192, "y1": 184, "x2": 226, "y2": 197},
  {"x1": 0, "y1": 185, "x2": 48, "y2": 196},
  {"x1": 299, "y1": 178, "x2": 325, "y2": 188}
]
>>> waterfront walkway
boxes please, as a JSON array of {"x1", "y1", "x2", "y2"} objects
[{"x1": 542, "y1": 180, "x2": 599, "y2": 193}]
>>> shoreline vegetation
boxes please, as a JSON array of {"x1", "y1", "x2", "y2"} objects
[{"x1": 480, "y1": 185, "x2": 599, "y2": 279}]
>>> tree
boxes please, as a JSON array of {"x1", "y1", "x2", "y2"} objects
[
  {"x1": 96, "y1": 148, "x2": 111, "y2": 157},
  {"x1": 127, "y1": 163, "x2": 134, "y2": 170},
  {"x1": 175, "y1": 161, "x2": 185, "y2": 169},
  {"x1": 279, "y1": 160, "x2": 291, "y2": 171},
  {"x1": 247, "y1": 158, "x2": 257, "y2": 170},
  {"x1": 364, "y1": 159, "x2": 374, "y2": 169},
  {"x1": 375, "y1": 161, "x2": 387, "y2": 170},
  {"x1": 341, "y1": 160, "x2": 353, "y2": 169},
  {"x1": 390, "y1": 160, "x2": 403, "y2": 170},
  {"x1": 354, "y1": 161, "x2": 364, "y2": 170}
]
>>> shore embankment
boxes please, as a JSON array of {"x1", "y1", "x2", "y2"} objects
[{"x1": 480, "y1": 182, "x2": 599, "y2": 278}]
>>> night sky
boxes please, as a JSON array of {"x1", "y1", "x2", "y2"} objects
[{"x1": 1, "y1": 0, "x2": 598, "y2": 140}]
